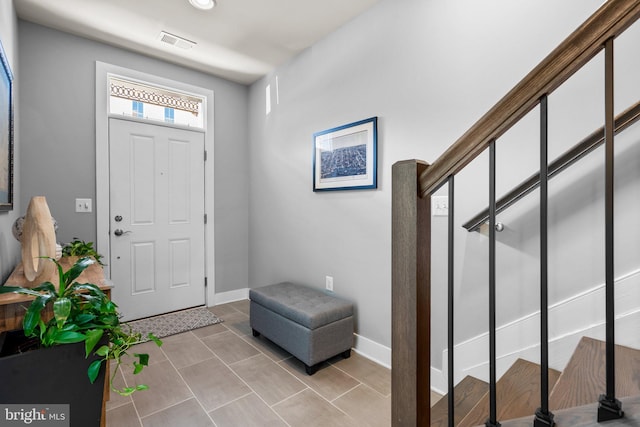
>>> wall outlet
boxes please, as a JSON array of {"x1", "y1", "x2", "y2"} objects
[{"x1": 325, "y1": 275, "x2": 334, "y2": 292}]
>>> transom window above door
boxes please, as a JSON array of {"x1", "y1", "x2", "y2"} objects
[{"x1": 109, "y1": 76, "x2": 204, "y2": 129}]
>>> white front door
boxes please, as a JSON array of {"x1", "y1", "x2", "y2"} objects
[{"x1": 109, "y1": 118, "x2": 206, "y2": 321}]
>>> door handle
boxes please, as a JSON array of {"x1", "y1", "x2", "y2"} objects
[{"x1": 113, "y1": 229, "x2": 132, "y2": 236}]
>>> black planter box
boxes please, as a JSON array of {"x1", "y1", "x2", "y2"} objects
[{"x1": 0, "y1": 331, "x2": 106, "y2": 427}]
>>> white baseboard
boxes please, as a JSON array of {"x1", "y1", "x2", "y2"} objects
[
  {"x1": 439, "y1": 268, "x2": 640, "y2": 385},
  {"x1": 211, "y1": 288, "x2": 250, "y2": 306},
  {"x1": 431, "y1": 366, "x2": 447, "y2": 395},
  {"x1": 210, "y1": 288, "x2": 392, "y2": 369},
  {"x1": 353, "y1": 333, "x2": 391, "y2": 369}
]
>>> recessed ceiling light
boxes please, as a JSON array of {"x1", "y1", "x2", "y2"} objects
[{"x1": 189, "y1": 0, "x2": 215, "y2": 10}]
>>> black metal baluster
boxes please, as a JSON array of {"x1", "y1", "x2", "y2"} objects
[
  {"x1": 534, "y1": 96, "x2": 555, "y2": 427},
  {"x1": 486, "y1": 141, "x2": 500, "y2": 427},
  {"x1": 448, "y1": 175, "x2": 455, "y2": 427},
  {"x1": 597, "y1": 37, "x2": 624, "y2": 423}
]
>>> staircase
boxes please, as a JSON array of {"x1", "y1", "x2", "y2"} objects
[
  {"x1": 391, "y1": 2, "x2": 640, "y2": 425},
  {"x1": 431, "y1": 337, "x2": 640, "y2": 426}
]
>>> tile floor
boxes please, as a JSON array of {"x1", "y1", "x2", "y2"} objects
[{"x1": 106, "y1": 300, "x2": 391, "y2": 427}]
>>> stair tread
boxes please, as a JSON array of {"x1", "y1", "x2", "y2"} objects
[
  {"x1": 549, "y1": 336, "x2": 640, "y2": 410},
  {"x1": 430, "y1": 376, "x2": 488, "y2": 426},
  {"x1": 458, "y1": 358, "x2": 561, "y2": 427},
  {"x1": 497, "y1": 394, "x2": 640, "y2": 427}
]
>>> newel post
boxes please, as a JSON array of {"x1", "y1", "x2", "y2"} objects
[{"x1": 392, "y1": 160, "x2": 431, "y2": 427}]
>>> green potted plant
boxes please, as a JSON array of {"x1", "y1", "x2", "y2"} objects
[
  {"x1": 0, "y1": 256, "x2": 161, "y2": 425},
  {"x1": 62, "y1": 238, "x2": 105, "y2": 266}
]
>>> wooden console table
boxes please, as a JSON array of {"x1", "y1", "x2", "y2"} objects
[{"x1": 1, "y1": 258, "x2": 111, "y2": 332}]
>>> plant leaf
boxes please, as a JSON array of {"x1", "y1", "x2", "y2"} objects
[
  {"x1": 95, "y1": 345, "x2": 110, "y2": 357},
  {"x1": 74, "y1": 313, "x2": 96, "y2": 325},
  {"x1": 87, "y1": 359, "x2": 103, "y2": 383},
  {"x1": 100, "y1": 300, "x2": 118, "y2": 314},
  {"x1": 62, "y1": 257, "x2": 95, "y2": 286},
  {"x1": 133, "y1": 362, "x2": 144, "y2": 375},
  {"x1": 53, "y1": 330, "x2": 86, "y2": 344},
  {"x1": 59, "y1": 322, "x2": 80, "y2": 332},
  {"x1": 23, "y1": 295, "x2": 52, "y2": 336},
  {"x1": 113, "y1": 383, "x2": 149, "y2": 397},
  {"x1": 31, "y1": 282, "x2": 57, "y2": 295},
  {"x1": 67, "y1": 282, "x2": 104, "y2": 297},
  {"x1": 53, "y1": 297, "x2": 72, "y2": 329},
  {"x1": 116, "y1": 386, "x2": 137, "y2": 396},
  {"x1": 41, "y1": 323, "x2": 59, "y2": 347},
  {"x1": 53, "y1": 257, "x2": 66, "y2": 294},
  {"x1": 0, "y1": 285, "x2": 43, "y2": 297},
  {"x1": 148, "y1": 334, "x2": 163, "y2": 347},
  {"x1": 135, "y1": 353, "x2": 150, "y2": 366},
  {"x1": 84, "y1": 329, "x2": 104, "y2": 357},
  {"x1": 100, "y1": 313, "x2": 120, "y2": 326}
]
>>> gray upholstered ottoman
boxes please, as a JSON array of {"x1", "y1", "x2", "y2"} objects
[{"x1": 249, "y1": 282, "x2": 354, "y2": 375}]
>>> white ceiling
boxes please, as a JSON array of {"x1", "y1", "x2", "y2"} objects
[{"x1": 15, "y1": 0, "x2": 381, "y2": 85}]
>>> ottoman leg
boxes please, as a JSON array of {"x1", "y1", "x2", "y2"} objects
[
  {"x1": 341, "y1": 349, "x2": 351, "y2": 359},
  {"x1": 305, "y1": 363, "x2": 320, "y2": 376},
  {"x1": 252, "y1": 329, "x2": 260, "y2": 337}
]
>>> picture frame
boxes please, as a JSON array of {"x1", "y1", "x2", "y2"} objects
[
  {"x1": 0, "y1": 38, "x2": 14, "y2": 211},
  {"x1": 313, "y1": 117, "x2": 377, "y2": 192}
]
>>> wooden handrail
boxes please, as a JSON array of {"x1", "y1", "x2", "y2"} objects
[
  {"x1": 463, "y1": 100, "x2": 640, "y2": 232},
  {"x1": 418, "y1": 0, "x2": 640, "y2": 199}
]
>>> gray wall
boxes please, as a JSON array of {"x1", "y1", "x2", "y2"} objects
[
  {"x1": 0, "y1": 1, "x2": 21, "y2": 282},
  {"x1": 9, "y1": 0, "x2": 640, "y2": 370},
  {"x1": 18, "y1": 21, "x2": 249, "y2": 293},
  {"x1": 247, "y1": 0, "x2": 613, "y2": 356}
]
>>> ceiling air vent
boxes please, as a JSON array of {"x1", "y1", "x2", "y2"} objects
[{"x1": 159, "y1": 31, "x2": 196, "y2": 50}]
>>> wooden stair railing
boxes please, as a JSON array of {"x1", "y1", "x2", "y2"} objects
[
  {"x1": 392, "y1": 160, "x2": 431, "y2": 426},
  {"x1": 392, "y1": 1, "x2": 640, "y2": 426}
]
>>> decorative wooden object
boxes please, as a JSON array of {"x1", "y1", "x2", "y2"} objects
[{"x1": 20, "y1": 196, "x2": 57, "y2": 285}]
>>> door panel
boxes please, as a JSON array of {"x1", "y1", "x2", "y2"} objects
[{"x1": 109, "y1": 118, "x2": 205, "y2": 321}]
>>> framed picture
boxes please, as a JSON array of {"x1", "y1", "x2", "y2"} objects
[
  {"x1": 0, "y1": 38, "x2": 13, "y2": 211},
  {"x1": 313, "y1": 117, "x2": 377, "y2": 192}
]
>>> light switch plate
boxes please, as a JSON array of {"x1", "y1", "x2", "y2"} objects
[
  {"x1": 432, "y1": 196, "x2": 449, "y2": 217},
  {"x1": 75, "y1": 198, "x2": 92, "y2": 213}
]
